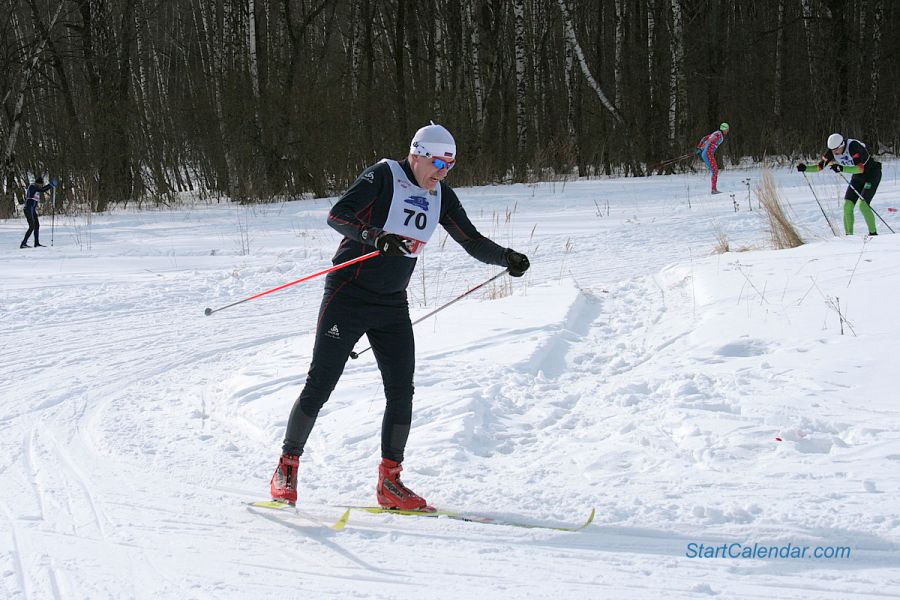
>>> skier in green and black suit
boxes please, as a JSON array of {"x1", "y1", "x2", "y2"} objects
[{"x1": 797, "y1": 133, "x2": 882, "y2": 236}]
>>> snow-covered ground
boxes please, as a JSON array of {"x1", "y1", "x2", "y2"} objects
[{"x1": 2, "y1": 162, "x2": 899, "y2": 599}]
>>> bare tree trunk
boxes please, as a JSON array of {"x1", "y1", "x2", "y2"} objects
[
  {"x1": 248, "y1": 0, "x2": 261, "y2": 102},
  {"x1": 194, "y1": 0, "x2": 235, "y2": 196},
  {"x1": 564, "y1": 28, "x2": 577, "y2": 141},
  {"x1": 465, "y1": 2, "x2": 485, "y2": 137},
  {"x1": 800, "y1": 0, "x2": 821, "y2": 116},
  {"x1": 824, "y1": 0, "x2": 850, "y2": 115},
  {"x1": 249, "y1": 0, "x2": 269, "y2": 195},
  {"x1": 513, "y1": 0, "x2": 527, "y2": 156},
  {"x1": 134, "y1": 0, "x2": 148, "y2": 104},
  {"x1": 395, "y1": 0, "x2": 408, "y2": 136},
  {"x1": 857, "y1": 0, "x2": 867, "y2": 97},
  {"x1": 132, "y1": 0, "x2": 171, "y2": 197},
  {"x1": 362, "y1": 0, "x2": 376, "y2": 150},
  {"x1": 773, "y1": 0, "x2": 784, "y2": 123},
  {"x1": 614, "y1": 0, "x2": 625, "y2": 108},
  {"x1": 668, "y1": 0, "x2": 685, "y2": 146},
  {"x1": 432, "y1": 5, "x2": 444, "y2": 118},
  {"x1": 283, "y1": 0, "x2": 330, "y2": 95},
  {"x1": 556, "y1": 0, "x2": 623, "y2": 125},
  {"x1": 349, "y1": 0, "x2": 362, "y2": 102},
  {"x1": 647, "y1": 0, "x2": 656, "y2": 109},
  {"x1": 868, "y1": 0, "x2": 883, "y2": 137}
]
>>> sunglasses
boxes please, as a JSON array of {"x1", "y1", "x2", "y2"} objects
[{"x1": 430, "y1": 157, "x2": 456, "y2": 170}]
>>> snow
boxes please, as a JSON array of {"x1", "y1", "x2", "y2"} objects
[{"x1": 2, "y1": 163, "x2": 899, "y2": 599}]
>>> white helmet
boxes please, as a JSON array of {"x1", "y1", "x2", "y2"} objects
[
  {"x1": 410, "y1": 123, "x2": 456, "y2": 159},
  {"x1": 826, "y1": 133, "x2": 844, "y2": 150}
]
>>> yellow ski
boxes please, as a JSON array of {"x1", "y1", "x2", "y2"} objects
[{"x1": 334, "y1": 505, "x2": 595, "y2": 532}]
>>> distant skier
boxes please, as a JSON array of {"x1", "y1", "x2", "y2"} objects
[
  {"x1": 269, "y1": 123, "x2": 530, "y2": 510},
  {"x1": 695, "y1": 123, "x2": 730, "y2": 194},
  {"x1": 20, "y1": 176, "x2": 55, "y2": 249},
  {"x1": 796, "y1": 133, "x2": 881, "y2": 236}
]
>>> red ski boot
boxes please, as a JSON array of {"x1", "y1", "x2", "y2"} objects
[
  {"x1": 376, "y1": 458, "x2": 428, "y2": 510},
  {"x1": 270, "y1": 453, "x2": 299, "y2": 505}
]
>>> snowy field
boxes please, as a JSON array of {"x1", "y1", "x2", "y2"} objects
[{"x1": 2, "y1": 162, "x2": 899, "y2": 599}]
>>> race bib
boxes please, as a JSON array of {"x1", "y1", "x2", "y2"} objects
[{"x1": 381, "y1": 159, "x2": 442, "y2": 257}]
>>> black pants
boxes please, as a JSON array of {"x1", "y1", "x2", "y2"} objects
[
  {"x1": 22, "y1": 200, "x2": 40, "y2": 245},
  {"x1": 845, "y1": 161, "x2": 882, "y2": 203},
  {"x1": 282, "y1": 284, "x2": 415, "y2": 462}
]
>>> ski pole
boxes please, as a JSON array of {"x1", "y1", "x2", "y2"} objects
[
  {"x1": 204, "y1": 250, "x2": 380, "y2": 316},
  {"x1": 349, "y1": 269, "x2": 510, "y2": 360},
  {"x1": 835, "y1": 171, "x2": 895, "y2": 233},
  {"x1": 664, "y1": 152, "x2": 694, "y2": 165},
  {"x1": 649, "y1": 152, "x2": 694, "y2": 172},
  {"x1": 50, "y1": 179, "x2": 57, "y2": 246},
  {"x1": 801, "y1": 172, "x2": 837, "y2": 236}
]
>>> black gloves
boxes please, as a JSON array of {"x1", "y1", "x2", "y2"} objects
[
  {"x1": 505, "y1": 249, "x2": 530, "y2": 277},
  {"x1": 830, "y1": 163, "x2": 843, "y2": 173},
  {"x1": 796, "y1": 163, "x2": 807, "y2": 172},
  {"x1": 375, "y1": 233, "x2": 410, "y2": 256}
]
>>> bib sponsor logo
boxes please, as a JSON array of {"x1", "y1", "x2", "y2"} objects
[{"x1": 405, "y1": 195, "x2": 429, "y2": 211}]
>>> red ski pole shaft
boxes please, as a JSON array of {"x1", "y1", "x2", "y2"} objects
[{"x1": 204, "y1": 250, "x2": 380, "y2": 316}]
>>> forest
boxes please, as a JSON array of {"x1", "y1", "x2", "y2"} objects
[{"x1": 2, "y1": 0, "x2": 897, "y2": 216}]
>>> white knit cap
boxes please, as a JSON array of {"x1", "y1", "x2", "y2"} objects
[
  {"x1": 410, "y1": 123, "x2": 456, "y2": 159},
  {"x1": 827, "y1": 133, "x2": 844, "y2": 150}
]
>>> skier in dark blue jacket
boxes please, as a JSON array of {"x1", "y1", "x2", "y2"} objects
[
  {"x1": 270, "y1": 123, "x2": 530, "y2": 510},
  {"x1": 21, "y1": 176, "x2": 55, "y2": 248}
]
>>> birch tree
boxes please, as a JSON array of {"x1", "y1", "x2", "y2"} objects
[
  {"x1": 868, "y1": 0, "x2": 883, "y2": 133},
  {"x1": 668, "y1": 0, "x2": 685, "y2": 145},
  {"x1": 513, "y1": 0, "x2": 527, "y2": 155},
  {"x1": 556, "y1": 0, "x2": 623, "y2": 125},
  {"x1": 465, "y1": 2, "x2": 485, "y2": 137},
  {"x1": 614, "y1": 0, "x2": 625, "y2": 108}
]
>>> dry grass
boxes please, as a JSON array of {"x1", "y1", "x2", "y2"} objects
[
  {"x1": 487, "y1": 277, "x2": 515, "y2": 299},
  {"x1": 711, "y1": 225, "x2": 755, "y2": 254},
  {"x1": 757, "y1": 165, "x2": 803, "y2": 249},
  {"x1": 712, "y1": 227, "x2": 730, "y2": 254}
]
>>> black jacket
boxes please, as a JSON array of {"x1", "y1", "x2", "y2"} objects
[{"x1": 326, "y1": 159, "x2": 510, "y2": 297}]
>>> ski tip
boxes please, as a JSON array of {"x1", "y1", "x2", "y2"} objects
[
  {"x1": 331, "y1": 508, "x2": 351, "y2": 531},
  {"x1": 582, "y1": 508, "x2": 596, "y2": 529}
]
